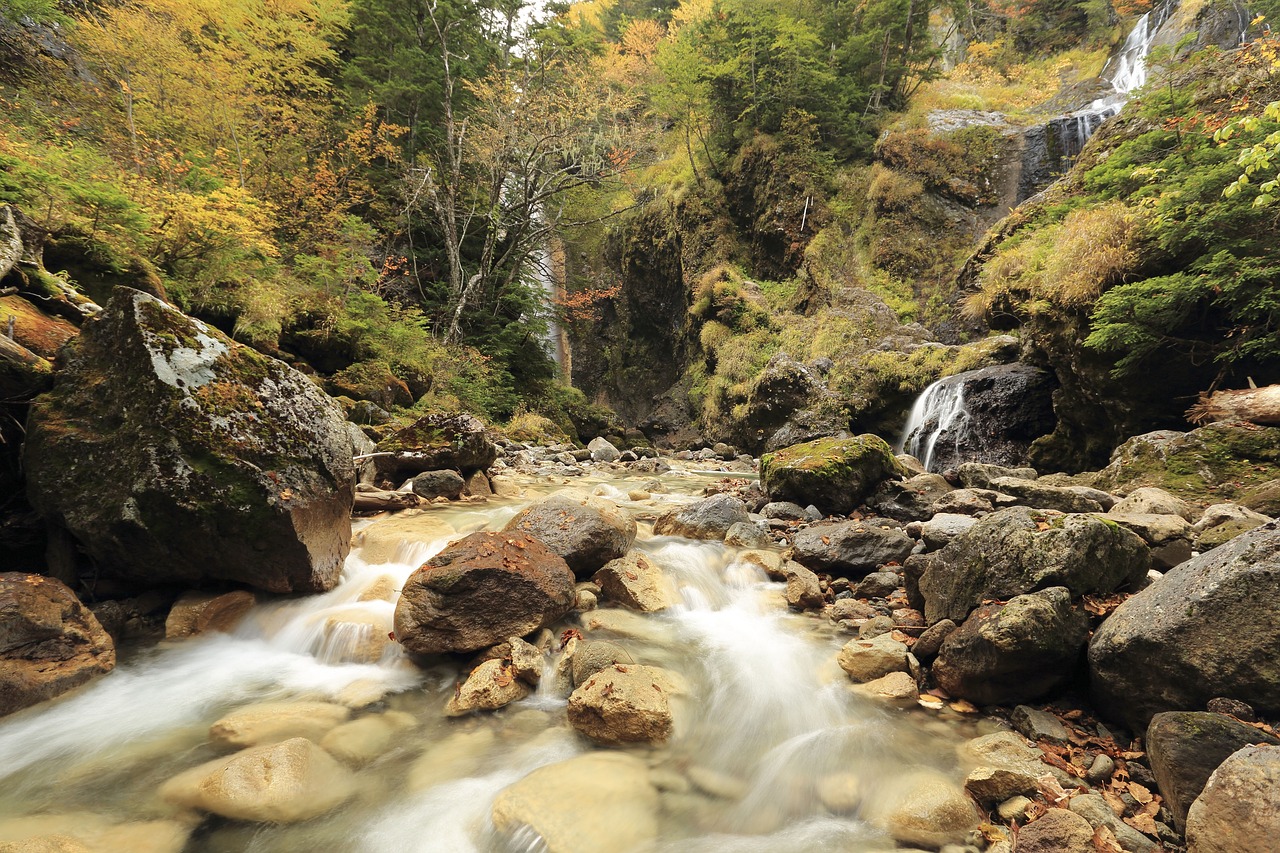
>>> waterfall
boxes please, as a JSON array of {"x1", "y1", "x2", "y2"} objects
[
  {"x1": 897, "y1": 373, "x2": 970, "y2": 472},
  {"x1": 530, "y1": 234, "x2": 570, "y2": 380}
]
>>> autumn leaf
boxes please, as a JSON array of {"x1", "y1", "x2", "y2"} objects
[
  {"x1": 1093, "y1": 824, "x2": 1124, "y2": 852},
  {"x1": 1126, "y1": 782, "x2": 1154, "y2": 805}
]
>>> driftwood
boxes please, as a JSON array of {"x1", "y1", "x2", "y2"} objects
[
  {"x1": 1187, "y1": 384, "x2": 1280, "y2": 427},
  {"x1": 0, "y1": 334, "x2": 52, "y2": 399},
  {"x1": 353, "y1": 488, "x2": 421, "y2": 513}
]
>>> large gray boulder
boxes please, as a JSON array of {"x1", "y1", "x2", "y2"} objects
[
  {"x1": 1185, "y1": 744, "x2": 1280, "y2": 853},
  {"x1": 791, "y1": 520, "x2": 914, "y2": 578},
  {"x1": 0, "y1": 573, "x2": 115, "y2": 717},
  {"x1": 908, "y1": 506, "x2": 1150, "y2": 624},
  {"x1": 1089, "y1": 521, "x2": 1280, "y2": 730},
  {"x1": 393, "y1": 532, "x2": 575, "y2": 656},
  {"x1": 761, "y1": 435, "x2": 906, "y2": 515},
  {"x1": 933, "y1": 587, "x2": 1089, "y2": 705},
  {"x1": 504, "y1": 494, "x2": 636, "y2": 578},
  {"x1": 24, "y1": 289, "x2": 354, "y2": 593}
]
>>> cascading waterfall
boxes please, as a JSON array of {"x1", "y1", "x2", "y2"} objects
[
  {"x1": 530, "y1": 234, "x2": 570, "y2": 380},
  {"x1": 897, "y1": 373, "x2": 971, "y2": 472}
]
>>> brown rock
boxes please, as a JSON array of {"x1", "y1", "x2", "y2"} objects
[
  {"x1": 1015, "y1": 808, "x2": 1095, "y2": 853},
  {"x1": 163, "y1": 590, "x2": 255, "y2": 639},
  {"x1": 567, "y1": 664, "x2": 675, "y2": 746},
  {"x1": 594, "y1": 553, "x2": 674, "y2": 612}
]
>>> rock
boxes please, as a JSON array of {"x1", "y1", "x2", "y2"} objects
[
  {"x1": 931, "y1": 488, "x2": 1003, "y2": 515},
  {"x1": 964, "y1": 765, "x2": 1038, "y2": 806},
  {"x1": 24, "y1": 289, "x2": 355, "y2": 594},
  {"x1": 1185, "y1": 744, "x2": 1280, "y2": 853},
  {"x1": 160, "y1": 737, "x2": 356, "y2": 823},
  {"x1": 570, "y1": 640, "x2": 634, "y2": 687},
  {"x1": 912, "y1": 619, "x2": 956, "y2": 661},
  {"x1": 816, "y1": 772, "x2": 863, "y2": 813},
  {"x1": 491, "y1": 752, "x2": 658, "y2": 853},
  {"x1": 738, "y1": 353, "x2": 839, "y2": 454},
  {"x1": 393, "y1": 532, "x2": 576, "y2": 656},
  {"x1": 1112, "y1": 487, "x2": 1197, "y2": 522},
  {"x1": 406, "y1": 727, "x2": 496, "y2": 791},
  {"x1": 853, "y1": 671, "x2": 919, "y2": 707},
  {"x1": 867, "y1": 473, "x2": 956, "y2": 522},
  {"x1": 0, "y1": 573, "x2": 115, "y2": 717},
  {"x1": 760, "y1": 435, "x2": 906, "y2": 515},
  {"x1": 987, "y1": 476, "x2": 1104, "y2": 513},
  {"x1": 782, "y1": 560, "x2": 825, "y2": 610},
  {"x1": 1015, "y1": 808, "x2": 1095, "y2": 853},
  {"x1": 933, "y1": 587, "x2": 1089, "y2": 705},
  {"x1": 1146, "y1": 711, "x2": 1280, "y2": 831},
  {"x1": 855, "y1": 571, "x2": 902, "y2": 599},
  {"x1": 1240, "y1": 478, "x2": 1280, "y2": 517},
  {"x1": 955, "y1": 462, "x2": 1038, "y2": 490},
  {"x1": 917, "y1": 513, "x2": 979, "y2": 550},
  {"x1": 1011, "y1": 705, "x2": 1070, "y2": 744},
  {"x1": 791, "y1": 521, "x2": 914, "y2": 578},
  {"x1": 445, "y1": 658, "x2": 531, "y2": 716},
  {"x1": 653, "y1": 494, "x2": 751, "y2": 540},
  {"x1": 504, "y1": 494, "x2": 636, "y2": 579},
  {"x1": 723, "y1": 521, "x2": 769, "y2": 548},
  {"x1": 1087, "y1": 753, "x2": 1116, "y2": 783},
  {"x1": 961, "y1": 731, "x2": 1053, "y2": 777},
  {"x1": 1103, "y1": 512, "x2": 1193, "y2": 548},
  {"x1": 0, "y1": 815, "x2": 190, "y2": 853},
  {"x1": 409, "y1": 469, "x2": 465, "y2": 500},
  {"x1": 1089, "y1": 521, "x2": 1280, "y2": 730},
  {"x1": 760, "y1": 501, "x2": 809, "y2": 520},
  {"x1": 867, "y1": 771, "x2": 980, "y2": 849},
  {"x1": 836, "y1": 633, "x2": 910, "y2": 683},
  {"x1": 587, "y1": 436, "x2": 621, "y2": 462},
  {"x1": 1069, "y1": 792, "x2": 1158, "y2": 852},
  {"x1": 910, "y1": 507, "x2": 1150, "y2": 624},
  {"x1": 208, "y1": 701, "x2": 351, "y2": 748},
  {"x1": 1092, "y1": 423, "x2": 1280, "y2": 503},
  {"x1": 829, "y1": 598, "x2": 878, "y2": 623},
  {"x1": 566, "y1": 664, "x2": 674, "y2": 746},
  {"x1": 687, "y1": 766, "x2": 749, "y2": 800},
  {"x1": 1193, "y1": 502, "x2": 1272, "y2": 549},
  {"x1": 319, "y1": 711, "x2": 417, "y2": 766},
  {"x1": 163, "y1": 590, "x2": 255, "y2": 639},
  {"x1": 1206, "y1": 697, "x2": 1257, "y2": 721},
  {"x1": 374, "y1": 412, "x2": 496, "y2": 481},
  {"x1": 997, "y1": 795, "x2": 1032, "y2": 821},
  {"x1": 463, "y1": 469, "x2": 492, "y2": 497}
]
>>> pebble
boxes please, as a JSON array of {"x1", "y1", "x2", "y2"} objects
[
  {"x1": 1086, "y1": 753, "x2": 1116, "y2": 783},
  {"x1": 997, "y1": 795, "x2": 1032, "y2": 821}
]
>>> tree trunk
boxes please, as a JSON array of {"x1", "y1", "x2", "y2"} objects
[
  {"x1": 1187, "y1": 385, "x2": 1280, "y2": 427},
  {"x1": 352, "y1": 489, "x2": 422, "y2": 513}
]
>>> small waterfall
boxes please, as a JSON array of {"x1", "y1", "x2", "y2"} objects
[
  {"x1": 531, "y1": 235, "x2": 570, "y2": 380},
  {"x1": 897, "y1": 374, "x2": 970, "y2": 472}
]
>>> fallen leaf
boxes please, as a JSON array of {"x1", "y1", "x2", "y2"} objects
[
  {"x1": 949, "y1": 699, "x2": 979, "y2": 714},
  {"x1": 1124, "y1": 811, "x2": 1158, "y2": 835},
  {"x1": 1127, "y1": 781, "x2": 1153, "y2": 805},
  {"x1": 1093, "y1": 824, "x2": 1124, "y2": 852},
  {"x1": 1101, "y1": 788, "x2": 1127, "y2": 816}
]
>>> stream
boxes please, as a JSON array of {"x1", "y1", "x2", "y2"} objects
[{"x1": 0, "y1": 468, "x2": 995, "y2": 852}]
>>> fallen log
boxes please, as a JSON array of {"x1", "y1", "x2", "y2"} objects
[
  {"x1": 1187, "y1": 384, "x2": 1280, "y2": 427},
  {"x1": 353, "y1": 488, "x2": 421, "y2": 513},
  {"x1": 0, "y1": 334, "x2": 53, "y2": 399}
]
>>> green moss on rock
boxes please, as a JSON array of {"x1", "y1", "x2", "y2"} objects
[{"x1": 761, "y1": 434, "x2": 906, "y2": 515}]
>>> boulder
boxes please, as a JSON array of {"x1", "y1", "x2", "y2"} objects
[
  {"x1": 909, "y1": 507, "x2": 1150, "y2": 624},
  {"x1": 955, "y1": 462, "x2": 1038, "y2": 490},
  {"x1": 1185, "y1": 744, "x2": 1280, "y2": 853},
  {"x1": 163, "y1": 590, "x2": 255, "y2": 640},
  {"x1": 1089, "y1": 521, "x2": 1280, "y2": 730},
  {"x1": 587, "y1": 436, "x2": 621, "y2": 462},
  {"x1": 867, "y1": 472, "x2": 955, "y2": 522},
  {"x1": 374, "y1": 412, "x2": 496, "y2": 481},
  {"x1": 1147, "y1": 711, "x2": 1280, "y2": 831},
  {"x1": 566, "y1": 664, "x2": 675, "y2": 746},
  {"x1": 318, "y1": 711, "x2": 417, "y2": 767},
  {"x1": 593, "y1": 553, "x2": 674, "y2": 612},
  {"x1": 987, "y1": 476, "x2": 1104, "y2": 513},
  {"x1": 916, "y1": 513, "x2": 979, "y2": 550},
  {"x1": 504, "y1": 494, "x2": 636, "y2": 578},
  {"x1": 0, "y1": 574, "x2": 115, "y2": 717},
  {"x1": 1111, "y1": 487, "x2": 1197, "y2": 522},
  {"x1": 570, "y1": 640, "x2": 634, "y2": 687},
  {"x1": 445, "y1": 658, "x2": 531, "y2": 716},
  {"x1": 1193, "y1": 502, "x2": 1271, "y2": 549},
  {"x1": 723, "y1": 520, "x2": 769, "y2": 548},
  {"x1": 760, "y1": 435, "x2": 906, "y2": 515},
  {"x1": 791, "y1": 520, "x2": 914, "y2": 578},
  {"x1": 393, "y1": 532, "x2": 576, "y2": 656},
  {"x1": 208, "y1": 701, "x2": 351, "y2": 748},
  {"x1": 1011, "y1": 705, "x2": 1070, "y2": 744},
  {"x1": 490, "y1": 752, "x2": 659, "y2": 853},
  {"x1": 852, "y1": 671, "x2": 919, "y2": 707},
  {"x1": 1092, "y1": 423, "x2": 1280, "y2": 503},
  {"x1": 652, "y1": 494, "x2": 750, "y2": 540},
  {"x1": 0, "y1": 815, "x2": 190, "y2": 853},
  {"x1": 866, "y1": 770, "x2": 981, "y2": 849},
  {"x1": 933, "y1": 587, "x2": 1089, "y2": 705},
  {"x1": 1068, "y1": 792, "x2": 1158, "y2": 853},
  {"x1": 836, "y1": 633, "x2": 911, "y2": 683},
  {"x1": 1240, "y1": 478, "x2": 1280, "y2": 517},
  {"x1": 781, "y1": 560, "x2": 824, "y2": 610},
  {"x1": 854, "y1": 571, "x2": 902, "y2": 599},
  {"x1": 409, "y1": 469, "x2": 465, "y2": 500},
  {"x1": 964, "y1": 765, "x2": 1039, "y2": 806},
  {"x1": 1015, "y1": 808, "x2": 1095, "y2": 853},
  {"x1": 738, "y1": 353, "x2": 839, "y2": 453},
  {"x1": 23, "y1": 289, "x2": 355, "y2": 594}
]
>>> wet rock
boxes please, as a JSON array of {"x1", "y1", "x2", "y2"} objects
[
  {"x1": 961, "y1": 731, "x2": 1065, "y2": 784},
  {"x1": 505, "y1": 494, "x2": 636, "y2": 578},
  {"x1": 791, "y1": 521, "x2": 914, "y2": 578},
  {"x1": 916, "y1": 513, "x2": 978, "y2": 550},
  {"x1": 1011, "y1": 705, "x2": 1070, "y2": 745},
  {"x1": 853, "y1": 671, "x2": 919, "y2": 707},
  {"x1": 963, "y1": 765, "x2": 1038, "y2": 806},
  {"x1": 1015, "y1": 808, "x2": 1094, "y2": 853},
  {"x1": 955, "y1": 462, "x2": 1037, "y2": 490},
  {"x1": 209, "y1": 701, "x2": 351, "y2": 748},
  {"x1": 780, "y1": 560, "x2": 824, "y2": 610},
  {"x1": 816, "y1": 772, "x2": 863, "y2": 813},
  {"x1": 997, "y1": 795, "x2": 1032, "y2": 821},
  {"x1": 160, "y1": 737, "x2": 356, "y2": 823},
  {"x1": 1146, "y1": 711, "x2": 1280, "y2": 831},
  {"x1": 910, "y1": 506, "x2": 1150, "y2": 624},
  {"x1": 912, "y1": 619, "x2": 956, "y2": 661},
  {"x1": 760, "y1": 435, "x2": 906, "y2": 516},
  {"x1": 491, "y1": 752, "x2": 659, "y2": 853},
  {"x1": 394, "y1": 532, "x2": 576, "y2": 656},
  {"x1": 867, "y1": 473, "x2": 956, "y2": 522},
  {"x1": 319, "y1": 711, "x2": 417, "y2": 766},
  {"x1": 653, "y1": 494, "x2": 750, "y2": 540},
  {"x1": 1112, "y1": 487, "x2": 1197, "y2": 522},
  {"x1": 374, "y1": 412, "x2": 496, "y2": 481},
  {"x1": 571, "y1": 640, "x2": 634, "y2": 687},
  {"x1": 933, "y1": 587, "x2": 1089, "y2": 705},
  {"x1": 987, "y1": 476, "x2": 1104, "y2": 513},
  {"x1": 407, "y1": 728, "x2": 496, "y2": 791},
  {"x1": 0, "y1": 815, "x2": 190, "y2": 853},
  {"x1": 837, "y1": 633, "x2": 910, "y2": 683},
  {"x1": 567, "y1": 664, "x2": 675, "y2": 746},
  {"x1": 687, "y1": 766, "x2": 749, "y2": 800},
  {"x1": 868, "y1": 771, "x2": 981, "y2": 849},
  {"x1": 409, "y1": 469, "x2": 465, "y2": 500},
  {"x1": 724, "y1": 521, "x2": 769, "y2": 548},
  {"x1": 1089, "y1": 521, "x2": 1280, "y2": 730},
  {"x1": 1069, "y1": 792, "x2": 1158, "y2": 852},
  {"x1": 163, "y1": 590, "x2": 255, "y2": 640},
  {"x1": 1185, "y1": 744, "x2": 1280, "y2": 853},
  {"x1": 855, "y1": 571, "x2": 902, "y2": 599},
  {"x1": 859, "y1": 615, "x2": 896, "y2": 638},
  {"x1": 463, "y1": 469, "x2": 492, "y2": 497},
  {"x1": 445, "y1": 658, "x2": 531, "y2": 716},
  {"x1": 0, "y1": 573, "x2": 115, "y2": 717},
  {"x1": 829, "y1": 598, "x2": 878, "y2": 623},
  {"x1": 24, "y1": 289, "x2": 355, "y2": 594},
  {"x1": 587, "y1": 436, "x2": 621, "y2": 462}
]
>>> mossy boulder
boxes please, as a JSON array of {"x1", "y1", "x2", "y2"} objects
[
  {"x1": 24, "y1": 288, "x2": 355, "y2": 594},
  {"x1": 761, "y1": 435, "x2": 907, "y2": 515},
  {"x1": 374, "y1": 412, "x2": 496, "y2": 482},
  {"x1": 0, "y1": 295, "x2": 78, "y2": 359}
]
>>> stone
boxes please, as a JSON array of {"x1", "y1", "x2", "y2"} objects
[
  {"x1": 319, "y1": 711, "x2": 417, "y2": 767},
  {"x1": 504, "y1": 494, "x2": 637, "y2": 579},
  {"x1": 1069, "y1": 792, "x2": 1158, "y2": 852},
  {"x1": 791, "y1": 521, "x2": 914, "y2": 578},
  {"x1": 867, "y1": 771, "x2": 980, "y2": 849},
  {"x1": 836, "y1": 633, "x2": 910, "y2": 683},
  {"x1": 1103, "y1": 512, "x2": 1193, "y2": 548},
  {"x1": 917, "y1": 513, "x2": 979, "y2": 550},
  {"x1": 1015, "y1": 808, "x2": 1094, "y2": 853},
  {"x1": 760, "y1": 434, "x2": 906, "y2": 516},
  {"x1": 855, "y1": 571, "x2": 902, "y2": 599},
  {"x1": 23, "y1": 289, "x2": 355, "y2": 594},
  {"x1": 859, "y1": 615, "x2": 895, "y2": 638},
  {"x1": 0, "y1": 815, "x2": 189, "y2": 853},
  {"x1": 816, "y1": 772, "x2": 863, "y2": 813},
  {"x1": 652, "y1": 494, "x2": 751, "y2": 540},
  {"x1": 955, "y1": 462, "x2": 1038, "y2": 490},
  {"x1": 506, "y1": 636, "x2": 544, "y2": 685},
  {"x1": 163, "y1": 590, "x2": 255, "y2": 640},
  {"x1": 1111, "y1": 487, "x2": 1197, "y2": 522},
  {"x1": 782, "y1": 560, "x2": 825, "y2": 610},
  {"x1": 491, "y1": 752, "x2": 658, "y2": 853},
  {"x1": 463, "y1": 469, "x2": 492, "y2": 497},
  {"x1": 723, "y1": 521, "x2": 769, "y2": 548},
  {"x1": 591, "y1": 552, "x2": 675, "y2": 613},
  {"x1": 445, "y1": 658, "x2": 531, "y2": 716},
  {"x1": 0, "y1": 574, "x2": 115, "y2": 717},
  {"x1": 1146, "y1": 711, "x2": 1280, "y2": 831},
  {"x1": 829, "y1": 598, "x2": 878, "y2": 623},
  {"x1": 409, "y1": 469, "x2": 465, "y2": 500},
  {"x1": 587, "y1": 436, "x2": 621, "y2": 462},
  {"x1": 912, "y1": 619, "x2": 956, "y2": 661},
  {"x1": 932, "y1": 488, "x2": 1000, "y2": 515},
  {"x1": 1240, "y1": 479, "x2": 1280, "y2": 517},
  {"x1": 566, "y1": 664, "x2": 674, "y2": 746},
  {"x1": 570, "y1": 640, "x2": 634, "y2": 687},
  {"x1": 933, "y1": 587, "x2": 1090, "y2": 705},
  {"x1": 1089, "y1": 521, "x2": 1280, "y2": 730},
  {"x1": 1185, "y1": 744, "x2": 1280, "y2": 853},
  {"x1": 209, "y1": 701, "x2": 351, "y2": 748},
  {"x1": 1087, "y1": 754, "x2": 1116, "y2": 784},
  {"x1": 1092, "y1": 423, "x2": 1280, "y2": 503},
  {"x1": 997, "y1": 795, "x2": 1032, "y2": 821},
  {"x1": 964, "y1": 766, "x2": 1038, "y2": 806},
  {"x1": 852, "y1": 671, "x2": 919, "y2": 707},
  {"x1": 160, "y1": 737, "x2": 356, "y2": 823},
  {"x1": 987, "y1": 476, "x2": 1103, "y2": 513},
  {"x1": 761, "y1": 501, "x2": 810, "y2": 520},
  {"x1": 1011, "y1": 705, "x2": 1070, "y2": 744},
  {"x1": 909, "y1": 506, "x2": 1150, "y2": 624},
  {"x1": 687, "y1": 766, "x2": 749, "y2": 800},
  {"x1": 393, "y1": 531, "x2": 576, "y2": 656},
  {"x1": 867, "y1": 473, "x2": 956, "y2": 522},
  {"x1": 1193, "y1": 502, "x2": 1272, "y2": 549},
  {"x1": 407, "y1": 728, "x2": 496, "y2": 791},
  {"x1": 374, "y1": 412, "x2": 496, "y2": 481}
]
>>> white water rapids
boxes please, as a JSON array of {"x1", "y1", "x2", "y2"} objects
[{"x1": 0, "y1": 471, "x2": 987, "y2": 852}]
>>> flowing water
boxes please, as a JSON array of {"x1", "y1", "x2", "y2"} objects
[
  {"x1": 0, "y1": 470, "x2": 988, "y2": 852},
  {"x1": 897, "y1": 374, "x2": 970, "y2": 473}
]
